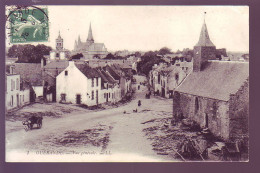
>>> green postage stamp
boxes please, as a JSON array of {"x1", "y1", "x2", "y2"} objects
[{"x1": 7, "y1": 6, "x2": 49, "y2": 43}]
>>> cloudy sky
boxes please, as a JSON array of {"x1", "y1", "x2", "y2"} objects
[{"x1": 7, "y1": 6, "x2": 249, "y2": 52}]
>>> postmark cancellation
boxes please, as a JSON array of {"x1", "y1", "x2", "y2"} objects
[{"x1": 6, "y1": 6, "x2": 49, "y2": 43}]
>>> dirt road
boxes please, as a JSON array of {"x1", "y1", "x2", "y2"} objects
[{"x1": 6, "y1": 75, "x2": 174, "y2": 162}]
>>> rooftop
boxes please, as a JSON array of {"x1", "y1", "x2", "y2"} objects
[{"x1": 175, "y1": 61, "x2": 249, "y2": 101}]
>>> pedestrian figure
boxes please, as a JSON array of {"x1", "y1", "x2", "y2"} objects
[
  {"x1": 138, "y1": 100, "x2": 141, "y2": 106},
  {"x1": 138, "y1": 85, "x2": 140, "y2": 90},
  {"x1": 123, "y1": 110, "x2": 126, "y2": 114}
]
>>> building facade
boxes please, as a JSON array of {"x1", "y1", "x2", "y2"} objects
[
  {"x1": 172, "y1": 18, "x2": 249, "y2": 142},
  {"x1": 5, "y1": 73, "x2": 30, "y2": 111},
  {"x1": 73, "y1": 24, "x2": 108, "y2": 59},
  {"x1": 56, "y1": 61, "x2": 129, "y2": 106}
]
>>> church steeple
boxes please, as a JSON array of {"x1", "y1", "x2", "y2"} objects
[
  {"x1": 87, "y1": 23, "x2": 94, "y2": 45},
  {"x1": 74, "y1": 40, "x2": 78, "y2": 51},
  {"x1": 193, "y1": 12, "x2": 217, "y2": 72},
  {"x1": 195, "y1": 12, "x2": 215, "y2": 47}
]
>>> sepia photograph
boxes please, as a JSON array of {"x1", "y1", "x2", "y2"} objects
[{"x1": 5, "y1": 5, "x2": 249, "y2": 162}]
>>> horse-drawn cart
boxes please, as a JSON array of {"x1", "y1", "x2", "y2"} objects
[{"x1": 22, "y1": 115, "x2": 43, "y2": 131}]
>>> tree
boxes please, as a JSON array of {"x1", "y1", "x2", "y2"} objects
[
  {"x1": 158, "y1": 47, "x2": 172, "y2": 55},
  {"x1": 70, "y1": 53, "x2": 83, "y2": 60},
  {"x1": 137, "y1": 50, "x2": 166, "y2": 76},
  {"x1": 104, "y1": 53, "x2": 115, "y2": 59},
  {"x1": 134, "y1": 51, "x2": 141, "y2": 57},
  {"x1": 8, "y1": 44, "x2": 52, "y2": 63}
]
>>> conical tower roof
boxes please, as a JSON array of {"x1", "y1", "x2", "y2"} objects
[
  {"x1": 87, "y1": 23, "x2": 94, "y2": 42},
  {"x1": 78, "y1": 35, "x2": 81, "y2": 44},
  {"x1": 195, "y1": 18, "x2": 215, "y2": 47},
  {"x1": 57, "y1": 31, "x2": 62, "y2": 40},
  {"x1": 74, "y1": 40, "x2": 78, "y2": 50}
]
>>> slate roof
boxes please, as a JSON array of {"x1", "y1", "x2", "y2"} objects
[
  {"x1": 99, "y1": 69, "x2": 117, "y2": 84},
  {"x1": 11, "y1": 63, "x2": 43, "y2": 86},
  {"x1": 160, "y1": 65, "x2": 175, "y2": 75},
  {"x1": 103, "y1": 65, "x2": 121, "y2": 81},
  {"x1": 75, "y1": 64, "x2": 100, "y2": 78},
  {"x1": 43, "y1": 61, "x2": 69, "y2": 69},
  {"x1": 175, "y1": 61, "x2": 249, "y2": 101},
  {"x1": 195, "y1": 21, "x2": 215, "y2": 47},
  {"x1": 88, "y1": 43, "x2": 106, "y2": 52}
]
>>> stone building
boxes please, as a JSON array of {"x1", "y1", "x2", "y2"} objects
[
  {"x1": 172, "y1": 18, "x2": 249, "y2": 142},
  {"x1": 56, "y1": 61, "x2": 129, "y2": 106},
  {"x1": 193, "y1": 19, "x2": 217, "y2": 72},
  {"x1": 5, "y1": 70, "x2": 30, "y2": 111},
  {"x1": 49, "y1": 31, "x2": 70, "y2": 61},
  {"x1": 73, "y1": 24, "x2": 108, "y2": 59},
  {"x1": 149, "y1": 58, "x2": 192, "y2": 98}
]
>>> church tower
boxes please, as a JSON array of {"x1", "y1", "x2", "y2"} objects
[
  {"x1": 193, "y1": 13, "x2": 216, "y2": 72},
  {"x1": 74, "y1": 40, "x2": 78, "y2": 51},
  {"x1": 56, "y1": 31, "x2": 63, "y2": 51},
  {"x1": 78, "y1": 35, "x2": 82, "y2": 46},
  {"x1": 86, "y1": 23, "x2": 94, "y2": 46}
]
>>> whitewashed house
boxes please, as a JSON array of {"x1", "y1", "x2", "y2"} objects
[
  {"x1": 56, "y1": 61, "x2": 102, "y2": 106},
  {"x1": 5, "y1": 73, "x2": 30, "y2": 111},
  {"x1": 96, "y1": 68, "x2": 121, "y2": 104},
  {"x1": 10, "y1": 63, "x2": 44, "y2": 99},
  {"x1": 149, "y1": 63, "x2": 168, "y2": 94}
]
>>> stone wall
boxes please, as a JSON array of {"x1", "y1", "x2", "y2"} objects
[
  {"x1": 228, "y1": 78, "x2": 249, "y2": 142},
  {"x1": 173, "y1": 91, "x2": 230, "y2": 140},
  {"x1": 193, "y1": 46, "x2": 216, "y2": 72}
]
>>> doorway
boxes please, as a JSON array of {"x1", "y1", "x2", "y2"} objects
[
  {"x1": 76, "y1": 94, "x2": 81, "y2": 104},
  {"x1": 161, "y1": 88, "x2": 165, "y2": 97}
]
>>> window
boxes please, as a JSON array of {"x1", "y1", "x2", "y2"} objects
[
  {"x1": 195, "y1": 97, "x2": 199, "y2": 114},
  {"x1": 91, "y1": 90, "x2": 94, "y2": 100},
  {"x1": 23, "y1": 95, "x2": 24, "y2": 102},
  {"x1": 61, "y1": 94, "x2": 66, "y2": 101},
  {"x1": 16, "y1": 78, "x2": 19, "y2": 90},
  {"x1": 65, "y1": 71, "x2": 68, "y2": 76},
  {"x1": 11, "y1": 95, "x2": 13, "y2": 106},
  {"x1": 104, "y1": 93, "x2": 106, "y2": 98},
  {"x1": 158, "y1": 74, "x2": 160, "y2": 84},
  {"x1": 109, "y1": 93, "x2": 111, "y2": 98},
  {"x1": 10, "y1": 66, "x2": 14, "y2": 74},
  {"x1": 11, "y1": 79, "x2": 14, "y2": 91},
  {"x1": 92, "y1": 78, "x2": 94, "y2": 87},
  {"x1": 96, "y1": 78, "x2": 98, "y2": 87}
]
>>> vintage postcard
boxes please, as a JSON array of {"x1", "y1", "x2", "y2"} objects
[{"x1": 5, "y1": 5, "x2": 249, "y2": 162}]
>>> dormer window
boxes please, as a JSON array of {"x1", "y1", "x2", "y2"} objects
[{"x1": 65, "y1": 71, "x2": 68, "y2": 76}]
